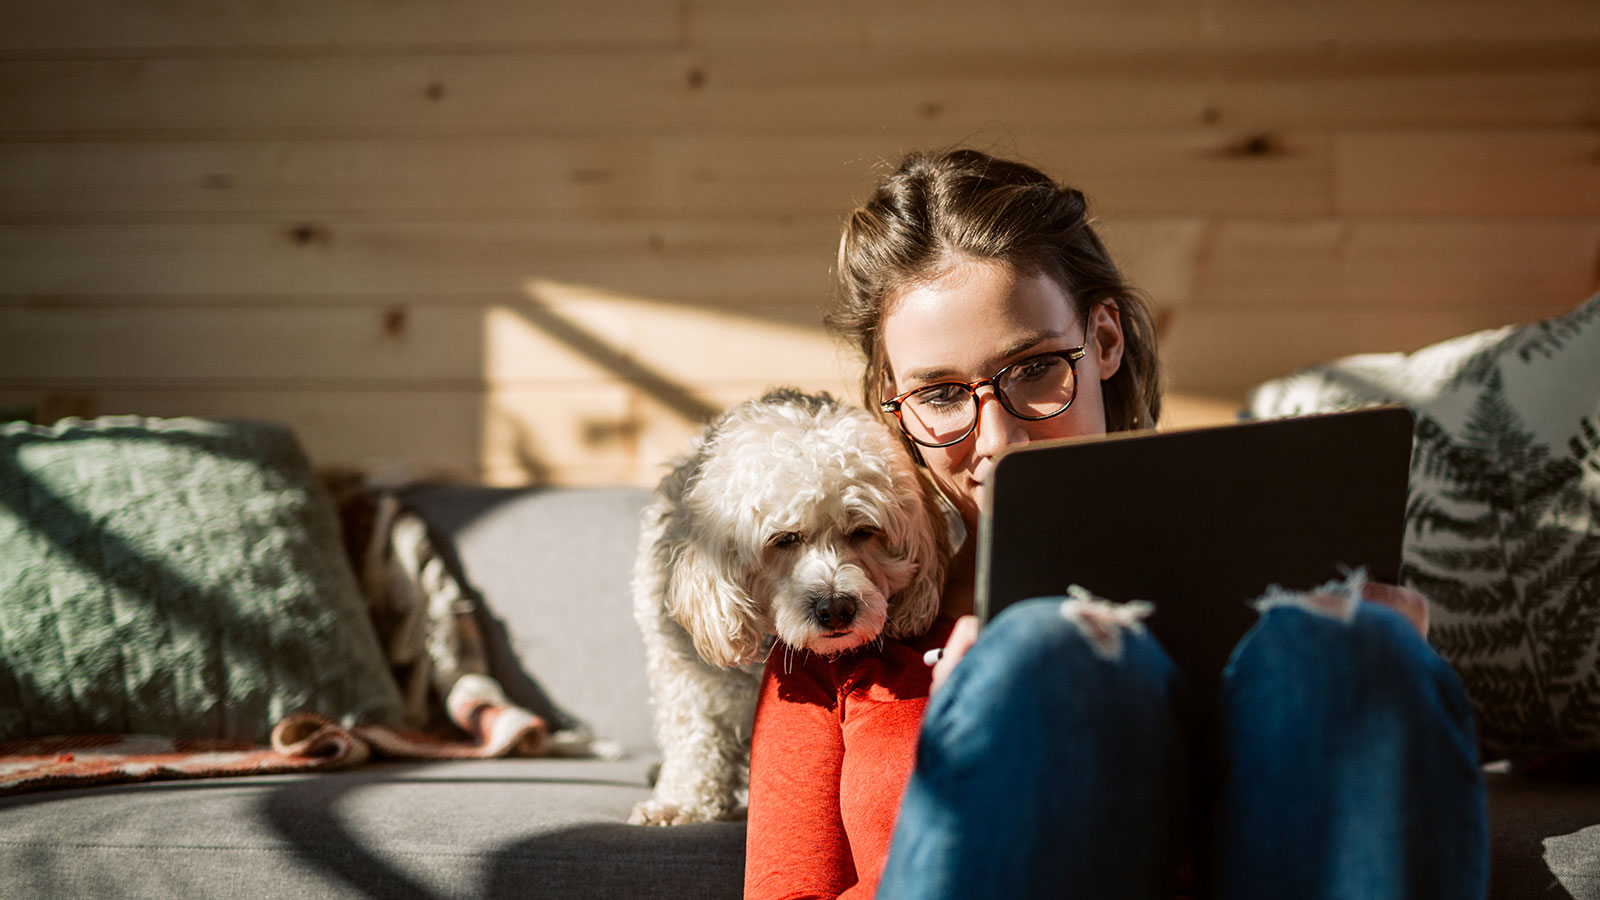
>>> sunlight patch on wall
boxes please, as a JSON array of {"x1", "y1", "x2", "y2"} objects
[{"x1": 477, "y1": 278, "x2": 858, "y2": 486}]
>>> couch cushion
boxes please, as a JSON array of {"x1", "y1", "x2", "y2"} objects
[
  {"x1": 1247, "y1": 295, "x2": 1600, "y2": 759},
  {"x1": 399, "y1": 485, "x2": 657, "y2": 754},
  {"x1": 0, "y1": 759, "x2": 1588, "y2": 900},
  {"x1": 0, "y1": 757, "x2": 745, "y2": 900},
  {"x1": 0, "y1": 416, "x2": 404, "y2": 743}
]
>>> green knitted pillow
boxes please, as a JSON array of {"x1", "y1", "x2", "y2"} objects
[
  {"x1": 0, "y1": 417, "x2": 404, "y2": 743},
  {"x1": 1247, "y1": 294, "x2": 1600, "y2": 760}
]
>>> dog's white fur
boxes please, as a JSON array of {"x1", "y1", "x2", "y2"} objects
[{"x1": 628, "y1": 388, "x2": 948, "y2": 826}]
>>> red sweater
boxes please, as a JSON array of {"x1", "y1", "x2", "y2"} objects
[
  {"x1": 744, "y1": 616, "x2": 1203, "y2": 900},
  {"x1": 744, "y1": 617, "x2": 955, "y2": 900}
]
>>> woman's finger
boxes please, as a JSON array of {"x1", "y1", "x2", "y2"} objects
[
  {"x1": 1362, "y1": 581, "x2": 1430, "y2": 639},
  {"x1": 930, "y1": 615, "x2": 981, "y2": 695}
]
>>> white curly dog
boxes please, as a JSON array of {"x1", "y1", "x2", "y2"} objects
[{"x1": 628, "y1": 388, "x2": 949, "y2": 826}]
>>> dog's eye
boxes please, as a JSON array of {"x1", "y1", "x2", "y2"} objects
[
  {"x1": 848, "y1": 526, "x2": 881, "y2": 544},
  {"x1": 769, "y1": 531, "x2": 802, "y2": 549}
]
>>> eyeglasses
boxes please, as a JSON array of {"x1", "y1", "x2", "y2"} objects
[{"x1": 881, "y1": 343, "x2": 1087, "y2": 448}]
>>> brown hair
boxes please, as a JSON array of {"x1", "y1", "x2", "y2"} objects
[{"x1": 827, "y1": 148, "x2": 1162, "y2": 433}]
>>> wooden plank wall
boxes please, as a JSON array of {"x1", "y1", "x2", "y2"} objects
[{"x1": 2, "y1": 0, "x2": 1597, "y2": 485}]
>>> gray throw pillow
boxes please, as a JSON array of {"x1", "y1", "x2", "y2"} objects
[
  {"x1": 0, "y1": 416, "x2": 404, "y2": 743},
  {"x1": 1247, "y1": 294, "x2": 1600, "y2": 760}
]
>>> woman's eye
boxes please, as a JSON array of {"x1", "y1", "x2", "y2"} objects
[
  {"x1": 769, "y1": 531, "x2": 801, "y2": 549},
  {"x1": 1013, "y1": 356, "x2": 1062, "y2": 381},
  {"x1": 915, "y1": 385, "x2": 967, "y2": 409}
]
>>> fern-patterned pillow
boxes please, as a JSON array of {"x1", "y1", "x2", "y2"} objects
[{"x1": 1247, "y1": 294, "x2": 1600, "y2": 760}]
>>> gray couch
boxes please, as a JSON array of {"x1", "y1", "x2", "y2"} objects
[{"x1": 2, "y1": 484, "x2": 1596, "y2": 899}]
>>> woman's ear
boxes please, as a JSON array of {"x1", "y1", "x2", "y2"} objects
[
  {"x1": 1090, "y1": 300, "x2": 1125, "y2": 382},
  {"x1": 664, "y1": 540, "x2": 765, "y2": 668}
]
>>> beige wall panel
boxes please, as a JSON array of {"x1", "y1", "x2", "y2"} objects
[
  {"x1": 694, "y1": 0, "x2": 1600, "y2": 51},
  {"x1": 1194, "y1": 54, "x2": 1600, "y2": 130},
  {"x1": 1209, "y1": 0, "x2": 1600, "y2": 44},
  {"x1": 1100, "y1": 215, "x2": 1590, "y2": 315},
  {"x1": 0, "y1": 387, "x2": 484, "y2": 478},
  {"x1": 899, "y1": 132, "x2": 1337, "y2": 218},
  {"x1": 1192, "y1": 218, "x2": 1600, "y2": 306},
  {"x1": 1160, "y1": 300, "x2": 1589, "y2": 397},
  {"x1": 618, "y1": 379, "x2": 864, "y2": 487},
  {"x1": 0, "y1": 305, "x2": 493, "y2": 382},
  {"x1": 497, "y1": 288, "x2": 854, "y2": 385},
  {"x1": 1336, "y1": 221, "x2": 1600, "y2": 305},
  {"x1": 1096, "y1": 218, "x2": 1212, "y2": 307},
  {"x1": 0, "y1": 134, "x2": 1332, "y2": 220},
  {"x1": 688, "y1": 52, "x2": 1213, "y2": 132},
  {"x1": 480, "y1": 383, "x2": 641, "y2": 484},
  {"x1": 485, "y1": 379, "x2": 862, "y2": 487},
  {"x1": 0, "y1": 221, "x2": 835, "y2": 311},
  {"x1": 0, "y1": 0, "x2": 678, "y2": 51},
  {"x1": 1267, "y1": 74, "x2": 1600, "y2": 131},
  {"x1": 1338, "y1": 131, "x2": 1600, "y2": 215},
  {"x1": 0, "y1": 54, "x2": 693, "y2": 138},
  {"x1": 0, "y1": 138, "x2": 866, "y2": 216},
  {"x1": 1160, "y1": 394, "x2": 1250, "y2": 430},
  {"x1": 5, "y1": 217, "x2": 1593, "y2": 316},
  {"x1": 0, "y1": 383, "x2": 689, "y2": 486},
  {"x1": 6, "y1": 50, "x2": 1596, "y2": 140},
  {"x1": 0, "y1": 296, "x2": 857, "y2": 387},
  {"x1": 690, "y1": 47, "x2": 1600, "y2": 132},
  {"x1": 686, "y1": 0, "x2": 1209, "y2": 51}
]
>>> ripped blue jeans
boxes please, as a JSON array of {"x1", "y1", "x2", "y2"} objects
[{"x1": 876, "y1": 591, "x2": 1488, "y2": 900}]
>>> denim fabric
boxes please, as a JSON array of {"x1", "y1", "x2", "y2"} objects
[{"x1": 877, "y1": 597, "x2": 1488, "y2": 900}]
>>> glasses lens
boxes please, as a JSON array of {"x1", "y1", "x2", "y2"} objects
[
  {"x1": 997, "y1": 354, "x2": 1077, "y2": 419},
  {"x1": 901, "y1": 385, "x2": 977, "y2": 446}
]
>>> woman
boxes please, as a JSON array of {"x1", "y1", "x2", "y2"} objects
[{"x1": 743, "y1": 148, "x2": 1487, "y2": 900}]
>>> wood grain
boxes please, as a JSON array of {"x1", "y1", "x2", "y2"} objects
[
  {"x1": 7, "y1": 48, "x2": 1593, "y2": 138},
  {"x1": 0, "y1": 132, "x2": 1334, "y2": 219},
  {"x1": 4, "y1": 0, "x2": 1598, "y2": 485},
  {"x1": 0, "y1": 1, "x2": 680, "y2": 52}
]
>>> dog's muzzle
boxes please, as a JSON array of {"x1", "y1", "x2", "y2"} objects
[{"x1": 808, "y1": 592, "x2": 860, "y2": 631}]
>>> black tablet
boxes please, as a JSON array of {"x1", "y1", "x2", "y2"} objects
[{"x1": 975, "y1": 406, "x2": 1415, "y2": 686}]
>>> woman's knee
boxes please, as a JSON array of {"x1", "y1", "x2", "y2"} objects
[
  {"x1": 1227, "y1": 598, "x2": 1473, "y2": 732},
  {"x1": 922, "y1": 593, "x2": 1187, "y2": 785},
  {"x1": 1247, "y1": 599, "x2": 1435, "y2": 676}
]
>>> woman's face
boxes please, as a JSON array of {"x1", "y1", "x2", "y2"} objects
[{"x1": 880, "y1": 257, "x2": 1125, "y2": 530}]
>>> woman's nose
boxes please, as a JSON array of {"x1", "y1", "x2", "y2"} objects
[{"x1": 971, "y1": 387, "x2": 1029, "y2": 456}]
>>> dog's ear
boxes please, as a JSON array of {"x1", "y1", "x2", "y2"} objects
[
  {"x1": 664, "y1": 540, "x2": 766, "y2": 668},
  {"x1": 883, "y1": 479, "x2": 948, "y2": 641}
]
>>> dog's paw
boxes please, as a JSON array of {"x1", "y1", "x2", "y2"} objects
[{"x1": 627, "y1": 799, "x2": 737, "y2": 826}]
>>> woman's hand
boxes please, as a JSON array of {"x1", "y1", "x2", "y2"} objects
[
  {"x1": 930, "y1": 615, "x2": 981, "y2": 696},
  {"x1": 1362, "y1": 581, "x2": 1430, "y2": 639}
]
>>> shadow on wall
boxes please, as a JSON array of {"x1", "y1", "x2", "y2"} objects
[
  {"x1": 477, "y1": 276, "x2": 842, "y2": 483},
  {"x1": 505, "y1": 296, "x2": 720, "y2": 426}
]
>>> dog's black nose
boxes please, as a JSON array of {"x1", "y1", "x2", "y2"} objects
[{"x1": 810, "y1": 593, "x2": 859, "y2": 631}]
